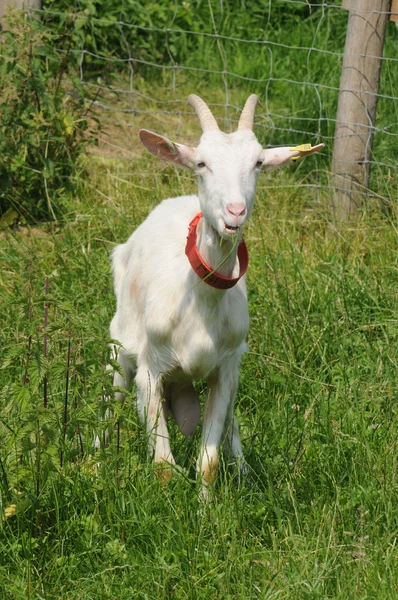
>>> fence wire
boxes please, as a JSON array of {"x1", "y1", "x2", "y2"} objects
[{"x1": 32, "y1": 1, "x2": 398, "y2": 205}]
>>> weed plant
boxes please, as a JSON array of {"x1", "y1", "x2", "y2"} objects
[
  {"x1": 0, "y1": 150, "x2": 397, "y2": 598},
  {"x1": 0, "y1": 10, "x2": 96, "y2": 224}
]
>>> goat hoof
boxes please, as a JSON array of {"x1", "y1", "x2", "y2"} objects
[{"x1": 154, "y1": 460, "x2": 176, "y2": 485}]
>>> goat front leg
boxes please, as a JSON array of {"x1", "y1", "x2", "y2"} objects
[
  {"x1": 224, "y1": 412, "x2": 248, "y2": 478},
  {"x1": 198, "y1": 361, "x2": 241, "y2": 494},
  {"x1": 135, "y1": 362, "x2": 175, "y2": 473}
]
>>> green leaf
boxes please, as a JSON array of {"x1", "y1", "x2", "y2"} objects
[
  {"x1": 43, "y1": 158, "x2": 55, "y2": 178},
  {"x1": 0, "y1": 207, "x2": 19, "y2": 227},
  {"x1": 63, "y1": 115, "x2": 74, "y2": 136}
]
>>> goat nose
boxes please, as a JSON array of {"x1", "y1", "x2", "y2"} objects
[{"x1": 226, "y1": 203, "x2": 246, "y2": 217}]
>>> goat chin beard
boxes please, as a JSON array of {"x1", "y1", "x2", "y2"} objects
[{"x1": 221, "y1": 222, "x2": 243, "y2": 242}]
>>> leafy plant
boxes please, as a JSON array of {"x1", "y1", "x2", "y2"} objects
[{"x1": 0, "y1": 10, "x2": 96, "y2": 224}]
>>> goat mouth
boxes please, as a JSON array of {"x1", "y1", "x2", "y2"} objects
[{"x1": 224, "y1": 224, "x2": 240, "y2": 235}]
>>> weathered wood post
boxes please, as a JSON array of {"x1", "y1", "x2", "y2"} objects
[{"x1": 330, "y1": 0, "x2": 392, "y2": 220}]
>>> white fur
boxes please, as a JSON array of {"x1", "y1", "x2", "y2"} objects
[{"x1": 108, "y1": 107, "x2": 321, "y2": 494}]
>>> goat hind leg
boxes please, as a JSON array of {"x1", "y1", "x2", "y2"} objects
[
  {"x1": 135, "y1": 363, "x2": 175, "y2": 472},
  {"x1": 224, "y1": 412, "x2": 248, "y2": 478},
  {"x1": 96, "y1": 346, "x2": 134, "y2": 449}
]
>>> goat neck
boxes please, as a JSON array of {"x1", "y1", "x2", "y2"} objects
[{"x1": 194, "y1": 211, "x2": 241, "y2": 280}]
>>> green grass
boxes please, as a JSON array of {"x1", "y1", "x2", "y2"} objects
[
  {"x1": 1, "y1": 2, "x2": 398, "y2": 596},
  {"x1": 0, "y1": 150, "x2": 397, "y2": 598}
]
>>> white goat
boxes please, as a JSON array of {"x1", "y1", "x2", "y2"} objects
[{"x1": 109, "y1": 94, "x2": 323, "y2": 492}]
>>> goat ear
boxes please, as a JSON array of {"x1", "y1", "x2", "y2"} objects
[
  {"x1": 139, "y1": 129, "x2": 196, "y2": 169},
  {"x1": 259, "y1": 143, "x2": 325, "y2": 169}
]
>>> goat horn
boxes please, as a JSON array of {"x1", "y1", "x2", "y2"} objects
[
  {"x1": 187, "y1": 94, "x2": 219, "y2": 132},
  {"x1": 238, "y1": 94, "x2": 259, "y2": 131}
]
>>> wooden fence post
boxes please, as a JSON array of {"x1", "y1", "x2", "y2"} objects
[{"x1": 330, "y1": 0, "x2": 391, "y2": 220}]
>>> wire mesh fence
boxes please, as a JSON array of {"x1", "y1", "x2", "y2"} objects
[{"x1": 26, "y1": 1, "x2": 398, "y2": 208}]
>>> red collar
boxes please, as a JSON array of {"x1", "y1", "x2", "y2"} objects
[{"x1": 185, "y1": 213, "x2": 249, "y2": 290}]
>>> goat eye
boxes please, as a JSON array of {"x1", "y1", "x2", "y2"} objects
[
  {"x1": 196, "y1": 162, "x2": 206, "y2": 169},
  {"x1": 256, "y1": 160, "x2": 263, "y2": 168}
]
